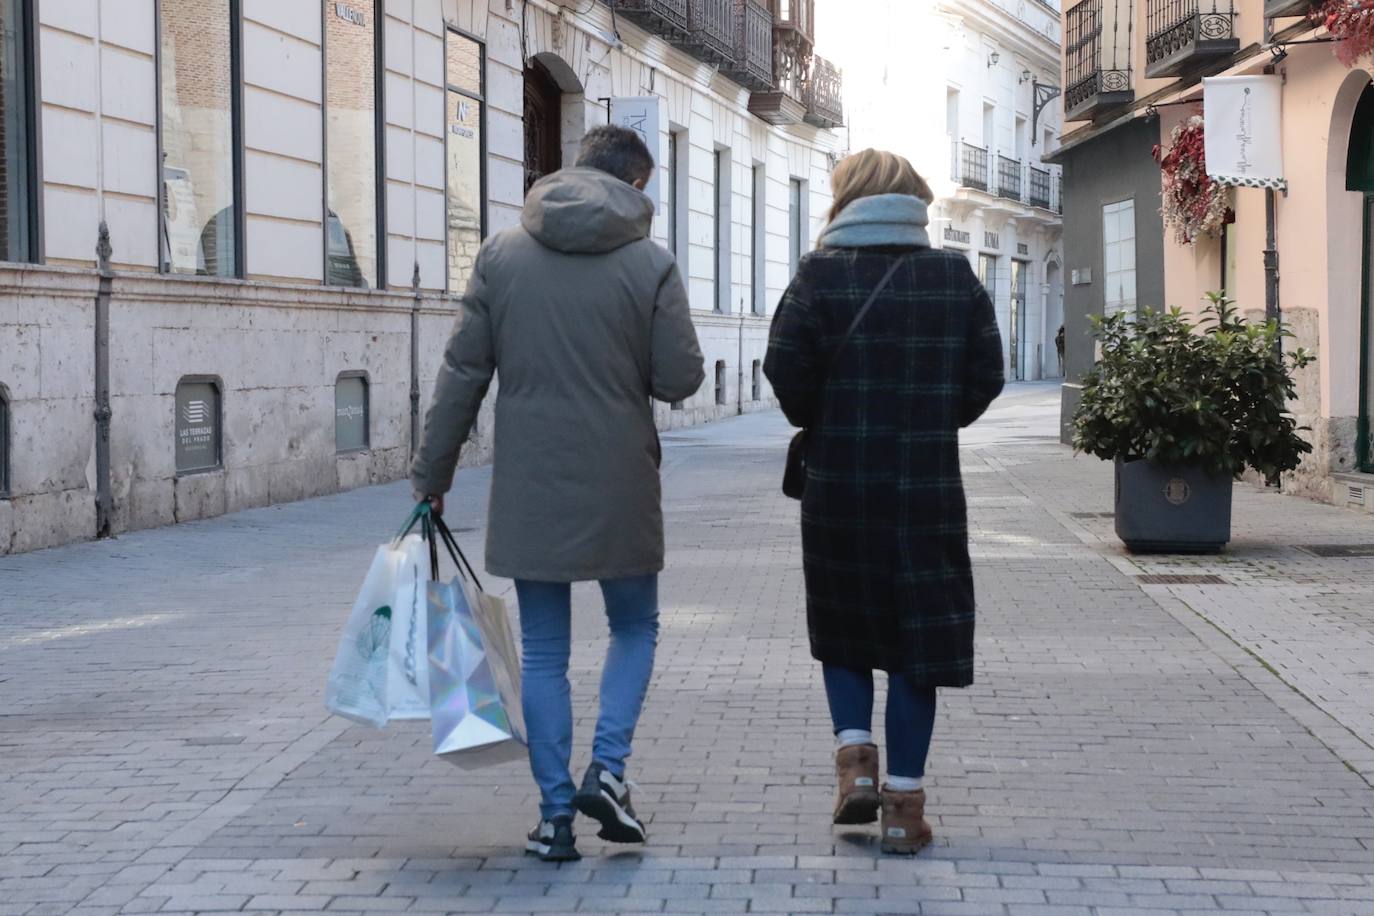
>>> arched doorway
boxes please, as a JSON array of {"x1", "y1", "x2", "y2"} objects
[
  {"x1": 523, "y1": 61, "x2": 563, "y2": 195},
  {"x1": 1349, "y1": 85, "x2": 1374, "y2": 470},
  {"x1": 1045, "y1": 260, "x2": 1064, "y2": 378}
]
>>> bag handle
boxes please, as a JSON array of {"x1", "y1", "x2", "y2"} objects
[
  {"x1": 394, "y1": 502, "x2": 485, "y2": 593},
  {"x1": 432, "y1": 513, "x2": 486, "y2": 594}
]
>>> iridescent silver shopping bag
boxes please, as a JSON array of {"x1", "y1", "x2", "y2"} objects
[{"x1": 426, "y1": 520, "x2": 526, "y2": 769}]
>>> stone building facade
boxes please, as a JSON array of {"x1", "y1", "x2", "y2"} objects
[
  {"x1": 0, "y1": 0, "x2": 843, "y2": 553},
  {"x1": 824, "y1": 0, "x2": 1065, "y2": 384}
]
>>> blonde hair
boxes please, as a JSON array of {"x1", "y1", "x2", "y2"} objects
[{"x1": 828, "y1": 149, "x2": 934, "y2": 224}]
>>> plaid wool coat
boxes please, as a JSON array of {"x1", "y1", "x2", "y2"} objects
[{"x1": 764, "y1": 245, "x2": 1004, "y2": 684}]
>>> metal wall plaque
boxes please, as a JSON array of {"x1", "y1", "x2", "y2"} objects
[
  {"x1": 175, "y1": 381, "x2": 221, "y2": 473},
  {"x1": 943, "y1": 226, "x2": 971, "y2": 245},
  {"x1": 984, "y1": 231, "x2": 1001, "y2": 250},
  {"x1": 335, "y1": 376, "x2": 369, "y2": 453}
]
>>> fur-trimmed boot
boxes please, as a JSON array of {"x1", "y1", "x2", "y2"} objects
[
  {"x1": 833, "y1": 744, "x2": 881, "y2": 825},
  {"x1": 880, "y1": 786, "x2": 934, "y2": 855}
]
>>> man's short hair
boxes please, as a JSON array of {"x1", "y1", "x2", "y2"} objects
[{"x1": 576, "y1": 125, "x2": 655, "y2": 186}]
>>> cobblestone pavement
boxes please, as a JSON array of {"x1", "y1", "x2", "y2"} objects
[{"x1": 2, "y1": 383, "x2": 1373, "y2": 916}]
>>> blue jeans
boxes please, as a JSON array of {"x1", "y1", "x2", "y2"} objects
[
  {"x1": 515, "y1": 575, "x2": 659, "y2": 820},
  {"x1": 822, "y1": 664, "x2": 938, "y2": 779}
]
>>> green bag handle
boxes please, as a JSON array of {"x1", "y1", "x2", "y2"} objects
[{"x1": 393, "y1": 501, "x2": 484, "y2": 593}]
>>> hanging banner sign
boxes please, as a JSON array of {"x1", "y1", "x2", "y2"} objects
[
  {"x1": 1203, "y1": 76, "x2": 1286, "y2": 190},
  {"x1": 609, "y1": 96, "x2": 662, "y2": 213}
]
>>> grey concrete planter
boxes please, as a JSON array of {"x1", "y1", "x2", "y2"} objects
[{"x1": 1114, "y1": 459, "x2": 1233, "y2": 554}]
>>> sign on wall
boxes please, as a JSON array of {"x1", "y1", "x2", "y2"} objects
[
  {"x1": 175, "y1": 380, "x2": 221, "y2": 474},
  {"x1": 335, "y1": 375, "x2": 369, "y2": 453},
  {"x1": 1203, "y1": 76, "x2": 1286, "y2": 190},
  {"x1": 609, "y1": 96, "x2": 662, "y2": 213}
]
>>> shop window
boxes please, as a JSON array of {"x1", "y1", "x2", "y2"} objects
[
  {"x1": 714, "y1": 149, "x2": 731, "y2": 313},
  {"x1": 175, "y1": 378, "x2": 222, "y2": 474},
  {"x1": 324, "y1": 0, "x2": 382, "y2": 288},
  {"x1": 669, "y1": 128, "x2": 689, "y2": 264},
  {"x1": 335, "y1": 373, "x2": 369, "y2": 453},
  {"x1": 751, "y1": 360, "x2": 761, "y2": 402},
  {"x1": 1, "y1": 0, "x2": 39, "y2": 263},
  {"x1": 789, "y1": 178, "x2": 806, "y2": 276},
  {"x1": 1103, "y1": 198, "x2": 1137, "y2": 320},
  {"x1": 0, "y1": 384, "x2": 9, "y2": 496},
  {"x1": 752, "y1": 163, "x2": 766, "y2": 314},
  {"x1": 446, "y1": 29, "x2": 485, "y2": 294},
  {"x1": 715, "y1": 360, "x2": 727, "y2": 406}
]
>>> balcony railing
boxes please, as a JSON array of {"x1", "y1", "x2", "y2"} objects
[
  {"x1": 997, "y1": 155, "x2": 1023, "y2": 202},
  {"x1": 958, "y1": 143, "x2": 989, "y2": 192},
  {"x1": 685, "y1": 0, "x2": 736, "y2": 65},
  {"x1": 1065, "y1": 0, "x2": 1134, "y2": 122},
  {"x1": 1055, "y1": 174, "x2": 1064, "y2": 214},
  {"x1": 1029, "y1": 166, "x2": 1052, "y2": 209},
  {"x1": 802, "y1": 54, "x2": 843, "y2": 128},
  {"x1": 723, "y1": 0, "x2": 774, "y2": 91},
  {"x1": 612, "y1": 0, "x2": 691, "y2": 40},
  {"x1": 1145, "y1": 0, "x2": 1238, "y2": 78},
  {"x1": 771, "y1": 0, "x2": 814, "y2": 43},
  {"x1": 748, "y1": 0, "x2": 814, "y2": 125}
]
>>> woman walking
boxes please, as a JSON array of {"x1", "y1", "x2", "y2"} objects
[{"x1": 763, "y1": 149, "x2": 1004, "y2": 854}]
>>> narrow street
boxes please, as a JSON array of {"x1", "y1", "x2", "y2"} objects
[{"x1": 2, "y1": 384, "x2": 1373, "y2": 915}]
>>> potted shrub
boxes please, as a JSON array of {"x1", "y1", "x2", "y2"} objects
[{"x1": 1072, "y1": 294, "x2": 1314, "y2": 553}]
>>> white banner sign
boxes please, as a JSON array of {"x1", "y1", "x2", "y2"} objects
[
  {"x1": 609, "y1": 96, "x2": 662, "y2": 213},
  {"x1": 1203, "y1": 76, "x2": 1285, "y2": 190}
]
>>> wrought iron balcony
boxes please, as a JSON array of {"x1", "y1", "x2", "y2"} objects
[
  {"x1": 612, "y1": 0, "x2": 690, "y2": 40},
  {"x1": 1029, "y1": 166, "x2": 1052, "y2": 210},
  {"x1": 997, "y1": 155, "x2": 1023, "y2": 202},
  {"x1": 803, "y1": 54, "x2": 842, "y2": 128},
  {"x1": 723, "y1": 0, "x2": 774, "y2": 91},
  {"x1": 684, "y1": 0, "x2": 736, "y2": 65},
  {"x1": 1065, "y1": 0, "x2": 1134, "y2": 122},
  {"x1": 1056, "y1": 174, "x2": 1064, "y2": 214},
  {"x1": 1264, "y1": 0, "x2": 1313, "y2": 16},
  {"x1": 1145, "y1": 0, "x2": 1238, "y2": 78},
  {"x1": 771, "y1": 0, "x2": 814, "y2": 44},
  {"x1": 748, "y1": 0, "x2": 813, "y2": 125},
  {"x1": 957, "y1": 143, "x2": 990, "y2": 192}
]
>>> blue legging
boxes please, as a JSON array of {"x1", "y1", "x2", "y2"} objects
[{"x1": 822, "y1": 664, "x2": 937, "y2": 779}]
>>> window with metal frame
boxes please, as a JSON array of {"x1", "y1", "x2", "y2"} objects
[
  {"x1": 715, "y1": 360, "x2": 727, "y2": 406},
  {"x1": 751, "y1": 360, "x2": 761, "y2": 402},
  {"x1": 446, "y1": 28, "x2": 485, "y2": 295},
  {"x1": 323, "y1": 0, "x2": 383, "y2": 289},
  {"x1": 1, "y1": 0, "x2": 40, "y2": 263}
]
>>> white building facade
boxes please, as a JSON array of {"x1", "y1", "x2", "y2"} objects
[
  {"x1": 823, "y1": 0, "x2": 1064, "y2": 382},
  {"x1": 0, "y1": 0, "x2": 842, "y2": 553}
]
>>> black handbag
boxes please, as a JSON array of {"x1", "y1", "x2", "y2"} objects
[{"x1": 782, "y1": 256, "x2": 907, "y2": 500}]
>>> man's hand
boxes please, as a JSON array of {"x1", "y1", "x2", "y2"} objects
[{"x1": 415, "y1": 492, "x2": 445, "y2": 517}]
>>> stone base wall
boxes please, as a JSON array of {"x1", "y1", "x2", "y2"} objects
[
  {"x1": 0, "y1": 268, "x2": 774, "y2": 554},
  {"x1": 0, "y1": 265, "x2": 497, "y2": 554}
]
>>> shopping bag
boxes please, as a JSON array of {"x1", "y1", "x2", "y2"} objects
[
  {"x1": 427, "y1": 516, "x2": 527, "y2": 769},
  {"x1": 325, "y1": 530, "x2": 429, "y2": 727},
  {"x1": 384, "y1": 538, "x2": 433, "y2": 721}
]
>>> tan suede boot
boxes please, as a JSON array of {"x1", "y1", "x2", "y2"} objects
[
  {"x1": 833, "y1": 744, "x2": 880, "y2": 825},
  {"x1": 880, "y1": 785, "x2": 934, "y2": 855}
]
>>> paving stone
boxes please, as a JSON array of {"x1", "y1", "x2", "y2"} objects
[{"x1": 2, "y1": 387, "x2": 1372, "y2": 915}]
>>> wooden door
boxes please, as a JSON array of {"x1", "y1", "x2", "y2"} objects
[{"x1": 523, "y1": 63, "x2": 562, "y2": 196}]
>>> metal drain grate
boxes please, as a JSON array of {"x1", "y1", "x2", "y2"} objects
[
  {"x1": 1070, "y1": 512, "x2": 1115, "y2": 519},
  {"x1": 1299, "y1": 544, "x2": 1374, "y2": 558},
  {"x1": 1135, "y1": 574, "x2": 1229, "y2": 586}
]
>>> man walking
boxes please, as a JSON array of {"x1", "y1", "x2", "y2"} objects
[{"x1": 411, "y1": 126, "x2": 705, "y2": 862}]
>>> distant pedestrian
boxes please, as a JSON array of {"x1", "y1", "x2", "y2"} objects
[
  {"x1": 1055, "y1": 324, "x2": 1066, "y2": 375},
  {"x1": 412, "y1": 125, "x2": 705, "y2": 862},
  {"x1": 764, "y1": 149, "x2": 1004, "y2": 855}
]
